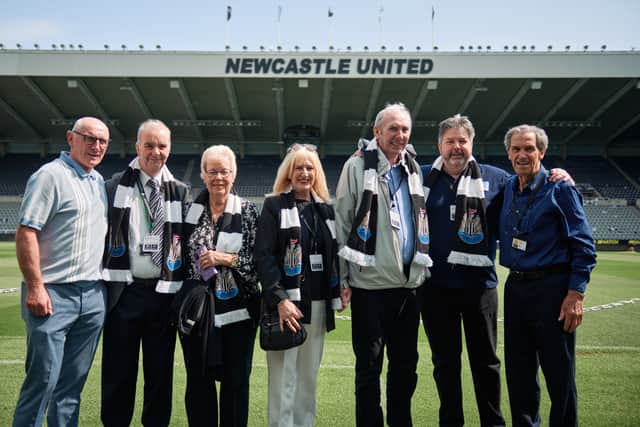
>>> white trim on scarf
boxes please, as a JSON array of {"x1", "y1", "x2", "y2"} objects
[
  {"x1": 155, "y1": 279, "x2": 182, "y2": 293},
  {"x1": 113, "y1": 184, "x2": 134, "y2": 209},
  {"x1": 325, "y1": 219, "x2": 336, "y2": 239},
  {"x1": 338, "y1": 246, "x2": 376, "y2": 267},
  {"x1": 164, "y1": 200, "x2": 184, "y2": 222},
  {"x1": 457, "y1": 175, "x2": 486, "y2": 199},
  {"x1": 215, "y1": 308, "x2": 251, "y2": 327},
  {"x1": 286, "y1": 288, "x2": 301, "y2": 301},
  {"x1": 280, "y1": 206, "x2": 301, "y2": 229},
  {"x1": 102, "y1": 268, "x2": 133, "y2": 283},
  {"x1": 185, "y1": 203, "x2": 204, "y2": 225}
]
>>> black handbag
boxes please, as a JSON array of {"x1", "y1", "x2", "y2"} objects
[{"x1": 259, "y1": 302, "x2": 307, "y2": 351}]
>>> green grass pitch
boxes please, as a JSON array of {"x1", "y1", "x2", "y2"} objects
[{"x1": 0, "y1": 242, "x2": 639, "y2": 426}]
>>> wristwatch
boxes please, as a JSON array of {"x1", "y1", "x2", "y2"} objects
[{"x1": 230, "y1": 255, "x2": 239, "y2": 268}]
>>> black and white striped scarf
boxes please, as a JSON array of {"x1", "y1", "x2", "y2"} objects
[
  {"x1": 424, "y1": 155, "x2": 492, "y2": 267},
  {"x1": 339, "y1": 138, "x2": 432, "y2": 268},
  {"x1": 184, "y1": 189, "x2": 250, "y2": 327},
  {"x1": 278, "y1": 191, "x2": 340, "y2": 308},
  {"x1": 102, "y1": 158, "x2": 187, "y2": 293}
]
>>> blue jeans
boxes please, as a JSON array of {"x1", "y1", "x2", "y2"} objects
[{"x1": 13, "y1": 281, "x2": 106, "y2": 427}]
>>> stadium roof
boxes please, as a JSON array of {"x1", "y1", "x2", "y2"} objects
[{"x1": 0, "y1": 49, "x2": 639, "y2": 158}]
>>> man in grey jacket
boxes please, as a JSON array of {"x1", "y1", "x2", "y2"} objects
[{"x1": 335, "y1": 102, "x2": 432, "y2": 427}]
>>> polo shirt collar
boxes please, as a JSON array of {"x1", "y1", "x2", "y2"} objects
[{"x1": 59, "y1": 151, "x2": 99, "y2": 180}]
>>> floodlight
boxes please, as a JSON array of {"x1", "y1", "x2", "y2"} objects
[
  {"x1": 531, "y1": 81, "x2": 542, "y2": 90},
  {"x1": 169, "y1": 80, "x2": 180, "y2": 89}
]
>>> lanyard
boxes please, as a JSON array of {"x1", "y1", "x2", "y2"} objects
[
  {"x1": 388, "y1": 167, "x2": 406, "y2": 206},
  {"x1": 510, "y1": 181, "x2": 541, "y2": 234},
  {"x1": 299, "y1": 202, "x2": 319, "y2": 253},
  {"x1": 136, "y1": 176, "x2": 156, "y2": 231}
]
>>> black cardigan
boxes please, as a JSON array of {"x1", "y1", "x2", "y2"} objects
[{"x1": 254, "y1": 194, "x2": 340, "y2": 332}]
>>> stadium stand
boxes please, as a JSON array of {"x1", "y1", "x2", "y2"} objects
[
  {"x1": 2, "y1": 152, "x2": 640, "y2": 242},
  {"x1": 613, "y1": 157, "x2": 640, "y2": 183},
  {"x1": 560, "y1": 156, "x2": 640, "y2": 203},
  {"x1": 0, "y1": 154, "x2": 57, "y2": 196},
  {"x1": 585, "y1": 205, "x2": 640, "y2": 240},
  {"x1": 0, "y1": 202, "x2": 21, "y2": 234}
]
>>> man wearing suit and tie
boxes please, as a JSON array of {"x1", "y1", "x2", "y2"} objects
[{"x1": 101, "y1": 119, "x2": 190, "y2": 427}]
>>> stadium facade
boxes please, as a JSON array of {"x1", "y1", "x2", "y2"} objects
[{"x1": 0, "y1": 48, "x2": 639, "y2": 246}]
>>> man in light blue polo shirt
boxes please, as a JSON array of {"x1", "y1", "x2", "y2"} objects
[{"x1": 13, "y1": 117, "x2": 110, "y2": 427}]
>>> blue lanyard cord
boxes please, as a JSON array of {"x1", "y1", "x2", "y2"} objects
[{"x1": 388, "y1": 168, "x2": 406, "y2": 205}]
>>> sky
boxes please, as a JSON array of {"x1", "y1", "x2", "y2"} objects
[{"x1": 1, "y1": 0, "x2": 639, "y2": 53}]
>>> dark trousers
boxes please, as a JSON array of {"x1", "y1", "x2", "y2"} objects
[
  {"x1": 101, "y1": 281, "x2": 177, "y2": 427},
  {"x1": 351, "y1": 286, "x2": 420, "y2": 427},
  {"x1": 504, "y1": 273, "x2": 577, "y2": 427},
  {"x1": 421, "y1": 285, "x2": 505, "y2": 427},
  {"x1": 180, "y1": 319, "x2": 257, "y2": 427}
]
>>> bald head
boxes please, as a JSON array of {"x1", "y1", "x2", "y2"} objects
[{"x1": 66, "y1": 117, "x2": 110, "y2": 172}]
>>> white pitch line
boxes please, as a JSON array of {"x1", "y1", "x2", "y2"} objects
[{"x1": 336, "y1": 298, "x2": 640, "y2": 323}]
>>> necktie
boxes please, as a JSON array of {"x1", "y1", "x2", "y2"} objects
[{"x1": 147, "y1": 179, "x2": 165, "y2": 267}]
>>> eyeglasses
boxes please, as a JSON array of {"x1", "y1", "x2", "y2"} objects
[
  {"x1": 287, "y1": 143, "x2": 317, "y2": 153},
  {"x1": 72, "y1": 130, "x2": 110, "y2": 147},
  {"x1": 205, "y1": 169, "x2": 233, "y2": 178}
]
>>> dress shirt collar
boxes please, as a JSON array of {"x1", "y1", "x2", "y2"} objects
[{"x1": 513, "y1": 165, "x2": 547, "y2": 193}]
